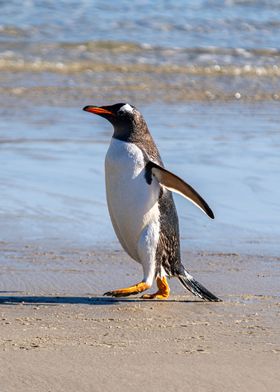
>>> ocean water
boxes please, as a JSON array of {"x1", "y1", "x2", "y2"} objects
[
  {"x1": 0, "y1": 1, "x2": 279, "y2": 256},
  {"x1": 0, "y1": 102, "x2": 279, "y2": 256},
  {"x1": 1, "y1": 0, "x2": 280, "y2": 103},
  {"x1": 2, "y1": 0, "x2": 280, "y2": 49}
]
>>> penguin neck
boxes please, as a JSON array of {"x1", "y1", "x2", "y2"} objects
[
  {"x1": 112, "y1": 120, "x2": 163, "y2": 165},
  {"x1": 112, "y1": 122, "x2": 136, "y2": 143},
  {"x1": 112, "y1": 117, "x2": 149, "y2": 144}
]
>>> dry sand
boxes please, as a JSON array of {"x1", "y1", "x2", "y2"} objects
[{"x1": 0, "y1": 243, "x2": 279, "y2": 392}]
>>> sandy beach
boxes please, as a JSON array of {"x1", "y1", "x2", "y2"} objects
[{"x1": 0, "y1": 243, "x2": 279, "y2": 392}]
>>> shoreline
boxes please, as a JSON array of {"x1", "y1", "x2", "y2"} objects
[{"x1": 1, "y1": 239, "x2": 279, "y2": 297}]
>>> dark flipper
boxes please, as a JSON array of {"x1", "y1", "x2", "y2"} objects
[
  {"x1": 178, "y1": 269, "x2": 221, "y2": 302},
  {"x1": 146, "y1": 161, "x2": 214, "y2": 219}
]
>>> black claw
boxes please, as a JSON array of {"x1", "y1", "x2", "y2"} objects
[
  {"x1": 103, "y1": 291, "x2": 126, "y2": 298},
  {"x1": 103, "y1": 291, "x2": 113, "y2": 297},
  {"x1": 103, "y1": 290, "x2": 138, "y2": 298}
]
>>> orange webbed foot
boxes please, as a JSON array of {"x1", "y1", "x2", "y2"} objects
[
  {"x1": 104, "y1": 282, "x2": 150, "y2": 297},
  {"x1": 142, "y1": 276, "x2": 170, "y2": 300}
]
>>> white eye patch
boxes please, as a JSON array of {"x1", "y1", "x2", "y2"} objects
[{"x1": 118, "y1": 103, "x2": 134, "y2": 114}]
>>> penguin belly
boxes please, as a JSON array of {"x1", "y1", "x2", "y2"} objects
[{"x1": 105, "y1": 138, "x2": 160, "y2": 262}]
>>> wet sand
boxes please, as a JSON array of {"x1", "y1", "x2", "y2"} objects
[{"x1": 0, "y1": 242, "x2": 279, "y2": 392}]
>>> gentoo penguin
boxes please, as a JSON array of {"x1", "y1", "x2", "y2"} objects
[{"x1": 83, "y1": 103, "x2": 220, "y2": 301}]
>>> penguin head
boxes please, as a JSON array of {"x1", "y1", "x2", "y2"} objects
[
  {"x1": 83, "y1": 103, "x2": 136, "y2": 126},
  {"x1": 83, "y1": 103, "x2": 146, "y2": 139}
]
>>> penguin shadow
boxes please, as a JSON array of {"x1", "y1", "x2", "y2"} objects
[{"x1": 0, "y1": 293, "x2": 203, "y2": 306}]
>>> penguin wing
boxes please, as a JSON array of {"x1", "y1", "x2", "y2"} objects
[{"x1": 146, "y1": 161, "x2": 214, "y2": 219}]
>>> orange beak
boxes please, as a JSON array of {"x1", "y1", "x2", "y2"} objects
[{"x1": 83, "y1": 106, "x2": 115, "y2": 116}]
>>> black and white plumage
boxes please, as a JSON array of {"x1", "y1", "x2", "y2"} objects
[{"x1": 83, "y1": 103, "x2": 220, "y2": 302}]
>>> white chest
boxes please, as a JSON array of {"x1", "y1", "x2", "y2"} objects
[{"x1": 105, "y1": 138, "x2": 160, "y2": 260}]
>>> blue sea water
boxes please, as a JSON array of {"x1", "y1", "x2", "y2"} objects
[
  {"x1": 0, "y1": 0, "x2": 279, "y2": 256},
  {"x1": 1, "y1": 0, "x2": 280, "y2": 49},
  {"x1": 0, "y1": 102, "x2": 279, "y2": 256}
]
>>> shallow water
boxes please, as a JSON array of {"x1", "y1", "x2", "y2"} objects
[
  {"x1": 0, "y1": 102, "x2": 279, "y2": 256},
  {"x1": 0, "y1": 1, "x2": 279, "y2": 257}
]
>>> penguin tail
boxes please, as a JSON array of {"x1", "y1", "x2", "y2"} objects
[{"x1": 178, "y1": 269, "x2": 221, "y2": 302}]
